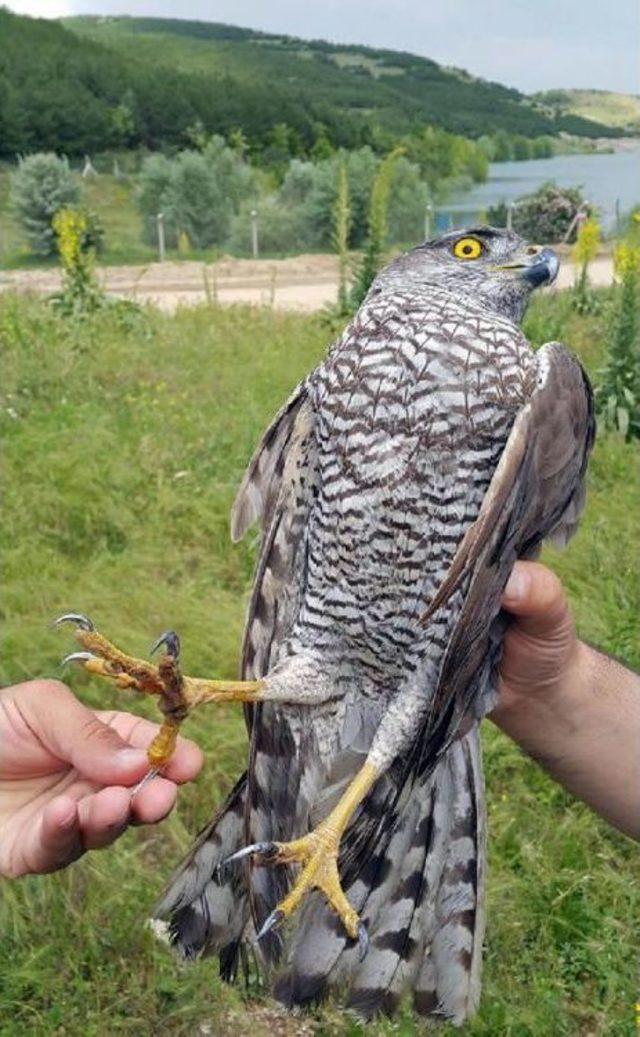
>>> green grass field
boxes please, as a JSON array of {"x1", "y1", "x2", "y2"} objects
[{"x1": 0, "y1": 290, "x2": 638, "y2": 1035}]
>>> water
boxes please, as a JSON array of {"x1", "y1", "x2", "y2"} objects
[{"x1": 442, "y1": 146, "x2": 640, "y2": 232}]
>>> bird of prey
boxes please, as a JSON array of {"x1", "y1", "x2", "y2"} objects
[{"x1": 58, "y1": 227, "x2": 594, "y2": 1023}]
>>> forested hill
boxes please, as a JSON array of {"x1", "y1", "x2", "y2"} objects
[{"x1": 0, "y1": 9, "x2": 622, "y2": 159}]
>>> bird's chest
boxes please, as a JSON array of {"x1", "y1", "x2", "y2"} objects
[
  {"x1": 299, "y1": 316, "x2": 532, "y2": 666},
  {"x1": 313, "y1": 325, "x2": 528, "y2": 495}
]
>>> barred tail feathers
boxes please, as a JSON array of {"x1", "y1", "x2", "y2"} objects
[
  {"x1": 274, "y1": 725, "x2": 485, "y2": 1024},
  {"x1": 153, "y1": 773, "x2": 251, "y2": 976}
]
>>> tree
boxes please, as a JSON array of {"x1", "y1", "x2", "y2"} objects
[
  {"x1": 332, "y1": 159, "x2": 351, "y2": 313},
  {"x1": 137, "y1": 139, "x2": 254, "y2": 250},
  {"x1": 10, "y1": 153, "x2": 79, "y2": 255},
  {"x1": 350, "y1": 148, "x2": 403, "y2": 307}
]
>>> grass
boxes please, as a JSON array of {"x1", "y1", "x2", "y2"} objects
[
  {"x1": 0, "y1": 290, "x2": 639, "y2": 1035},
  {"x1": 553, "y1": 91, "x2": 640, "y2": 133}
]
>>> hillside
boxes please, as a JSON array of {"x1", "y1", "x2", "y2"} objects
[
  {"x1": 0, "y1": 9, "x2": 621, "y2": 160},
  {"x1": 65, "y1": 16, "x2": 622, "y2": 141},
  {"x1": 535, "y1": 89, "x2": 640, "y2": 134}
]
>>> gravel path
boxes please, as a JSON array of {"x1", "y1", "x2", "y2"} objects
[{"x1": 0, "y1": 251, "x2": 616, "y2": 313}]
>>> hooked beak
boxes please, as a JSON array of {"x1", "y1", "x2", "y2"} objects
[{"x1": 498, "y1": 247, "x2": 560, "y2": 287}]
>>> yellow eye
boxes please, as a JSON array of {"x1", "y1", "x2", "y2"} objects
[{"x1": 453, "y1": 237, "x2": 484, "y2": 260}]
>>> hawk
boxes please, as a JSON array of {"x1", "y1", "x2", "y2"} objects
[{"x1": 58, "y1": 227, "x2": 594, "y2": 1023}]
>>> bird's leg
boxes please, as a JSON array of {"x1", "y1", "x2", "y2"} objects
[
  {"x1": 225, "y1": 760, "x2": 380, "y2": 952},
  {"x1": 55, "y1": 614, "x2": 265, "y2": 779}
]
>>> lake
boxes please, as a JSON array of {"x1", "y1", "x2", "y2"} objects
[{"x1": 442, "y1": 145, "x2": 640, "y2": 232}]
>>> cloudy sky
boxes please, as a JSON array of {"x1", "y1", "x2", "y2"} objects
[{"x1": 7, "y1": 0, "x2": 639, "y2": 95}]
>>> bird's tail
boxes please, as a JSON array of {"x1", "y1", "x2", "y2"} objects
[
  {"x1": 274, "y1": 723, "x2": 486, "y2": 1023},
  {"x1": 152, "y1": 725, "x2": 485, "y2": 1024},
  {"x1": 152, "y1": 772, "x2": 252, "y2": 980}
]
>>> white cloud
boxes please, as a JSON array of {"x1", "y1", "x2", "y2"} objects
[{"x1": 7, "y1": 1, "x2": 74, "y2": 15}]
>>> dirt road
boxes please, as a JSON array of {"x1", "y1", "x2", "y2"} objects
[{"x1": 0, "y1": 251, "x2": 616, "y2": 313}]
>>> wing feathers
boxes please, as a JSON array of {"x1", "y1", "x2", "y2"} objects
[{"x1": 231, "y1": 381, "x2": 309, "y2": 543}]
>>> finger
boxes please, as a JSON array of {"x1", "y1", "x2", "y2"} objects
[
  {"x1": 129, "y1": 776, "x2": 178, "y2": 825},
  {"x1": 18, "y1": 681, "x2": 149, "y2": 786},
  {"x1": 100, "y1": 712, "x2": 204, "y2": 784},
  {"x1": 501, "y1": 561, "x2": 572, "y2": 641},
  {"x1": 77, "y1": 786, "x2": 132, "y2": 851},
  {"x1": 37, "y1": 795, "x2": 83, "y2": 873}
]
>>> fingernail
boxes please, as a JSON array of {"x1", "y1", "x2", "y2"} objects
[{"x1": 504, "y1": 567, "x2": 529, "y2": 602}]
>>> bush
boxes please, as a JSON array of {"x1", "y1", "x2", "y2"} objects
[
  {"x1": 10, "y1": 153, "x2": 79, "y2": 255},
  {"x1": 596, "y1": 245, "x2": 640, "y2": 438},
  {"x1": 571, "y1": 217, "x2": 602, "y2": 314},
  {"x1": 227, "y1": 197, "x2": 308, "y2": 255},
  {"x1": 277, "y1": 148, "x2": 427, "y2": 250},
  {"x1": 137, "y1": 137, "x2": 254, "y2": 250},
  {"x1": 511, "y1": 182, "x2": 587, "y2": 244},
  {"x1": 51, "y1": 207, "x2": 104, "y2": 316},
  {"x1": 350, "y1": 148, "x2": 402, "y2": 308}
]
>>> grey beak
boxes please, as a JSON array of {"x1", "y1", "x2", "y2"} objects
[{"x1": 520, "y1": 248, "x2": 559, "y2": 287}]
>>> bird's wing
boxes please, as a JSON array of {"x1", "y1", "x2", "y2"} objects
[
  {"x1": 231, "y1": 380, "x2": 310, "y2": 545},
  {"x1": 417, "y1": 342, "x2": 595, "y2": 771},
  {"x1": 230, "y1": 380, "x2": 316, "y2": 685}
]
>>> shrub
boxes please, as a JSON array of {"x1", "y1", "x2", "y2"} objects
[
  {"x1": 350, "y1": 148, "x2": 402, "y2": 308},
  {"x1": 571, "y1": 217, "x2": 602, "y2": 314},
  {"x1": 277, "y1": 147, "x2": 427, "y2": 250},
  {"x1": 51, "y1": 207, "x2": 103, "y2": 315},
  {"x1": 227, "y1": 197, "x2": 308, "y2": 256},
  {"x1": 137, "y1": 138, "x2": 254, "y2": 251},
  {"x1": 332, "y1": 159, "x2": 351, "y2": 314},
  {"x1": 596, "y1": 245, "x2": 640, "y2": 439},
  {"x1": 512, "y1": 182, "x2": 587, "y2": 244},
  {"x1": 10, "y1": 153, "x2": 79, "y2": 255}
]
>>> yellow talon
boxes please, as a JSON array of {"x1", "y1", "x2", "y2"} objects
[
  {"x1": 57, "y1": 616, "x2": 266, "y2": 771},
  {"x1": 147, "y1": 718, "x2": 181, "y2": 769},
  {"x1": 244, "y1": 761, "x2": 380, "y2": 942}
]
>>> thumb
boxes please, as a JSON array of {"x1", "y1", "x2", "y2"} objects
[
  {"x1": 501, "y1": 561, "x2": 573, "y2": 643},
  {"x1": 19, "y1": 680, "x2": 149, "y2": 786}
]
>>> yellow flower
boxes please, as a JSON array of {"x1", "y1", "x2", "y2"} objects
[
  {"x1": 571, "y1": 217, "x2": 600, "y2": 267},
  {"x1": 52, "y1": 208, "x2": 87, "y2": 273},
  {"x1": 614, "y1": 243, "x2": 640, "y2": 279}
]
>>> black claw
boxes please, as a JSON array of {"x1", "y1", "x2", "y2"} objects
[
  {"x1": 222, "y1": 841, "x2": 279, "y2": 870},
  {"x1": 150, "y1": 630, "x2": 180, "y2": 659},
  {"x1": 356, "y1": 921, "x2": 369, "y2": 961},
  {"x1": 256, "y1": 909, "x2": 284, "y2": 943},
  {"x1": 54, "y1": 612, "x2": 94, "y2": 632}
]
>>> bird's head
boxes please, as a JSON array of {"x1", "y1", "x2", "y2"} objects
[{"x1": 373, "y1": 226, "x2": 559, "y2": 323}]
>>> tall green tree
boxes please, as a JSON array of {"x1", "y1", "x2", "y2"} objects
[
  {"x1": 350, "y1": 148, "x2": 403, "y2": 307},
  {"x1": 10, "y1": 153, "x2": 79, "y2": 256}
]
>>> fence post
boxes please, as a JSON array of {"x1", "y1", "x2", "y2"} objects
[
  {"x1": 157, "y1": 212, "x2": 165, "y2": 262},
  {"x1": 424, "y1": 203, "x2": 433, "y2": 241},
  {"x1": 506, "y1": 202, "x2": 515, "y2": 231},
  {"x1": 250, "y1": 209, "x2": 259, "y2": 259}
]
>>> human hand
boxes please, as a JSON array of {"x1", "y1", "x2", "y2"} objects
[
  {"x1": 493, "y1": 559, "x2": 583, "y2": 716},
  {"x1": 0, "y1": 679, "x2": 203, "y2": 878},
  {"x1": 491, "y1": 560, "x2": 640, "y2": 839}
]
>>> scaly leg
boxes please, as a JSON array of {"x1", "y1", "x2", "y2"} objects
[
  {"x1": 55, "y1": 614, "x2": 264, "y2": 779},
  {"x1": 225, "y1": 760, "x2": 380, "y2": 954}
]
